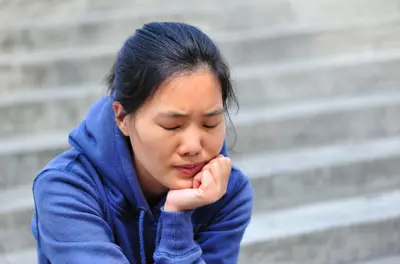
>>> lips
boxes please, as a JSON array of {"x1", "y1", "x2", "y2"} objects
[{"x1": 175, "y1": 162, "x2": 205, "y2": 176}]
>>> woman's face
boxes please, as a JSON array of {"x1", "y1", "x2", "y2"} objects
[{"x1": 114, "y1": 68, "x2": 226, "y2": 198}]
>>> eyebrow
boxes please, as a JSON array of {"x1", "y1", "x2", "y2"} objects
[
  {"x1": 157, "y1": 108, "x2": 224, "y2": 118},
  {"x1": 204, "y1": 108, "x2": 225, "y2": 117}
]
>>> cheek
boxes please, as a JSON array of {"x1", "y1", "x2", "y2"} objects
[
  {"x1": 129, "y1": 121, "x2": 175, "y2": 165},
  {"x1": 203, "y1": 125, "x2": 227, "y2": 156}
]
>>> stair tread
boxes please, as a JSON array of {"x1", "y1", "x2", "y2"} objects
[
  {"x1": 3, "y1": 179, "x2": 400, "y2": 248},
  {"x1": 0, "y1": 0, "x2": 272, "y2": 29},
  {"x1": 0, "y1": 85, "x2": 103, "y2": 107},
  {"x1": 2, "y1": 82, "x2": 400, "y2": 122},
  {"x1": 0, "y1": 131, "x2": 68, "y2": 155},
  {"x1": 242, "y1": 189, "x2": 400, "y2": 245},
  {"x1": 3, "y1": 11, "x2": 399, "y2": 43},
  {"x1": 354, "y1": 255, "x2": 400, "y2": 264},
  {"x1": 0, "y1": 247, "x2": 36, "y2": 264},
  {"x1": 3, "y1": 134, "x2": 400, "y2": 213},
  {"x1": 1, "y1": 249, "x2": 400, "y2": 264},
  {"x1": 3, "y1": 18, "x2": 400, "y2": 64},
  {"x1": 0, "y1": 185, "x2": 33, "y2": 215},
  {"x1": 2, "y1": 119, "x2": 400, "y2": 170},
  {"x1": 236, "y1": 135, "x2": 400, "y2": 178}
]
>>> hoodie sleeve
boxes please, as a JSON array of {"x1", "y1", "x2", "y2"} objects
[
  {"x1": 32, "y1": 169, "x2": 130, "y2": 264},
  {"x1": 153, "y1": 174, "x2": 253, "y2": 264}
]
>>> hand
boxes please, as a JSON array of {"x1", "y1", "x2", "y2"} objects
[{"x1": 164, "y1": 155, "x2": 232, "y2": 212}]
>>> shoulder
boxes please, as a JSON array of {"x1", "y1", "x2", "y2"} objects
[{"x1": 33, "y1": 148, "x2": 100, "y2": 201}]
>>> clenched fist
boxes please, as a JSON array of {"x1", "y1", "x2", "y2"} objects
[{"x1": 165, "y1": 155, "x2": 231, "y2": 212}]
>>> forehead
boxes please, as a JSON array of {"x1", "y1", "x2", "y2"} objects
[{"x1": 149, "y1": 69, "x2": 223, "y2": 110}]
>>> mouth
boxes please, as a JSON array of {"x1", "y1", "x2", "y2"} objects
[{"x1": 174, "y1": 162, "x2": 206, "y2": 176}]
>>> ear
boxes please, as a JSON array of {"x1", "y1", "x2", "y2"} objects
[{"x1": 113, "y1": 102, "x2": 130, "y2": 136}]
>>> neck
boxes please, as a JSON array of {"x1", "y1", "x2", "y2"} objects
[{"x1": 133, "y1": 158, "x2": 168, "y2": 208}]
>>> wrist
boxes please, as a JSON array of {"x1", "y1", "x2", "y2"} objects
[{"x1": 164, "y1": 202, "x2": 180, "y2": 212}]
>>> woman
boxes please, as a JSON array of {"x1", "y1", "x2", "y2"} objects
[{"x1": 31, "y1": 22, "x2": 253, "y2": 264}]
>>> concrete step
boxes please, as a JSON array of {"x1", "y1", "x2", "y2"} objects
[
  {"x1": 234, "y1": 50, "x2": 400, "y2": 107},
  {"x1": 11, "y1": 186, "x2": 398, "y2": 264},
  {"x1": 3, "y1": 6, "x2": 400, "y2": 54},
  {"x1": 1, "y1": 248, "x2": 400, "y2": 264},
  {"x1": 352, "y1": 255, "x2": 400, "y2": 264},
  {"x1": 236, "y1": 136, "x2": 400, "y2": 213},
  {"x1": 2, "y1": 246, "x2": 400, "y2": 264},
  {"x1": 3, "y1": 90, "x2": 400, "y2": 188},
  {"x1": 240, "y1": 190, "x2": 400, "y2": 264},
  {"x1": 0, "y1": 0, "x2": 269, "y2": 23},
  {"x1": 0, "y1": 132, "x2": 68, "y2": 191},
  {"x1": 3, "y1": 136, "x2": 400, "y2": 255},
  {"x1": 232, "y1": 90, "x2": 400, "y2": 156},
  {"x1": 2, "y1": 0, "x2": 400, "y2": 24},
  {"x1": 2, "y1": 85, "x2": 400, "y2": 149},
  {"x1": 0, "y1": 86, "x2": 103, "y2": 138},
  {"x1": 3, "y1": 19, "x2": 400, "y2": 90},
  {"x1": 2, "y1": 49, "x2": 400, "y2": 104},
  {"x1": 0, "y1": 89, "x2": 400, "y2": 187},
  {"x1": 0, "y1": 1, "x2": 293, "y2": 53},
  {"x1": 0, "y1": 248, "x2": 36, "y2": 264},
  {"x1": 0, "y1": 185, "x2": 35, "y2": 257}
]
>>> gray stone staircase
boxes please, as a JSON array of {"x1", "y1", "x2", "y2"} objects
[{"x1": 1, "y1": 0, "x2": 400, "y2": 263}]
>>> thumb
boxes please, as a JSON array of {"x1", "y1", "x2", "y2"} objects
[
  {"x1": 166, "y1": 188, "x2": 204, "y2": 211},
  {"x1": 192, "y1": 171, "x2": 203, "y2": 189}
]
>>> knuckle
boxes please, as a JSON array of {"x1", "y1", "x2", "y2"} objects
[
  {"x1": 217, "y1": 187, "x2": 226, "y2": 199},
  {"x1": 221, "y1": 188, "x2": 227, "y2": 197}
]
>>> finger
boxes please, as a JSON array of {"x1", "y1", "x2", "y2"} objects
[
  {"x1": 210, "y1": 156, "x2": 222, "y2": 164},
  {"x1": 193, "y1": 179, "x2": 201, "y2": 189},
  {"x1": 202, "y1": 156, "x2": 222, "y2": 171},
  {"x1": 218, "y1": 157, "x2": 231, "y2": 187},
  {"x1": 222, "y1": 157, "x2": 232, "y2": 174},
  {"x1": 201, "y1": 163, "x2": 212, "y2": 171},
  {"x1": 209, "y1": 160, "x2": 222, "y2": 184},
  {"x1": 221, "y1": 157, "x2": 232, "y2": 173},
  {"x1": 166, "y1": 188, "x2": 205, "y2": 211},
  {"x1": 193, "y1": 171, "x2": 203, "y2": 189},
  {"x1": 199, "y1": 169, "x2": 215, "y2": 192}
]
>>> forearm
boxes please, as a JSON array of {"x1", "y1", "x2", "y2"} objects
[{"x1": 153, "y1": 209, "x2": 205, "y2": 264}]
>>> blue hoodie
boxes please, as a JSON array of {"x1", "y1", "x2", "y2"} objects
[{"x1": 31, "y1": 96, "x2": 253, "y2": 264}]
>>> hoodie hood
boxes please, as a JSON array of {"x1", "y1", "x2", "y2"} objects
[
  {"x1": 69, "y1": 96, "x2": 149, "y2": 212},
  {"x1": 68, "y1": 96, "x2": 229, "y2": 213}
]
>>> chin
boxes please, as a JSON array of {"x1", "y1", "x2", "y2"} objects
[{"x1": 168, "y1": 176, "x2": 193, "y2": 190}]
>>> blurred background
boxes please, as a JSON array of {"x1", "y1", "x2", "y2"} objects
[{"x1": 1, "y1": 0, "x2": 400, "y2": 263}]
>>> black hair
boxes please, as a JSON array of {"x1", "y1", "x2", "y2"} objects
[{"x1": 106, "y1": 22, "x2": 238, "y2": 144}]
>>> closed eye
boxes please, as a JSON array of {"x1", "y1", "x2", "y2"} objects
[
  {"x1": 204, "y1": 123, "x2": 219, "y2": 129},
  {"x1": 161, "y1": 125, "x2": 180, "y2": 131},
  {"x1": 161, "y1": 123, "x2": 219, "y2": 130}
]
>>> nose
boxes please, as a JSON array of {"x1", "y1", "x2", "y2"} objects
[{"x1": 177, "y1": 126, "x2": 202, "y2": 157}]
